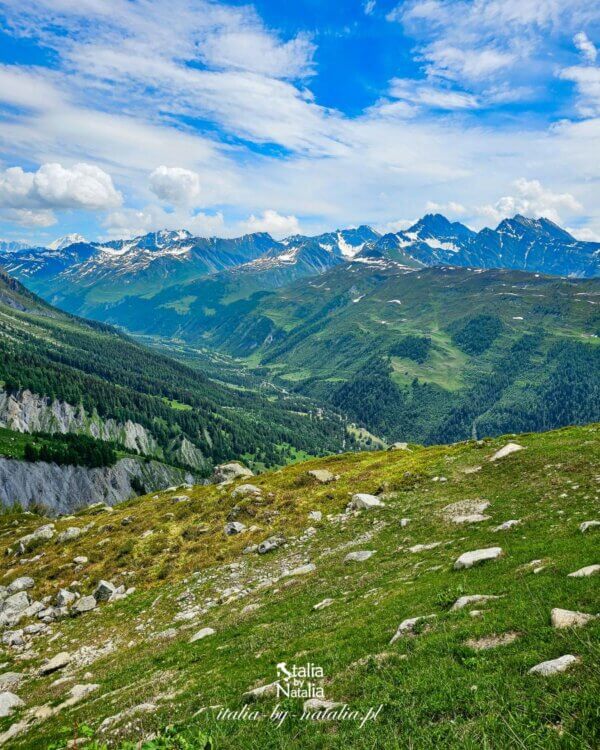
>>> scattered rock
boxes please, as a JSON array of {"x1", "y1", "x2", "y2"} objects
[
  {"x1": 0, "y1": 673, "x2": 23, "y2": 691},
  {"x1": 56, "y1": 527, "x2": 83, "y2": 544},
  {"x1": 348, "y1": 493, "x2": 385, "y2": 511},
  {"x1": 489, "y1": 443, "x2": 524, "y2": 462},
  {"x1": 16, "y1": 524, "x2": 55, "y2": 554},
  {"x1": 389, "y1": 442, "x2": 410, "y2": 451},
  {"x1": 454, "y1": 547, "x2": 503, "y2": 570},
  {"x1": 73, "y1": 556, "x2": 88, "y2": 565},
  {"x1": 72, "y1": 596, "x2": 97, "y2": 615},
  {"x1": 189, "y1": 627, "x2": 215, "y2": 643},
  {"x1": 493, "y1": 519, "x2": 521, "y2": 531},
  {"x1": 171, "y1": 495, "x2": 189, "y2": 504},
  {"x1": 258, "y1": 536, "x2": 284, "y2": 555},
  {"x1": 307, "y1": 470, "x2": 337, "y2": 484},
  {"x1": 308, "y1": 511, "x2": 322, "y2": 522},
  {"x1": 7, "y1": 577, "x2": 34, "y2": 595},
  {"x1": 151, "y1": 628, "x2": 178, "y2": 640},
  {"x1": 529, "y1": 655, "x2": 579, "y2": 676},
  {"x1": 451, "y1": 594, "x2": 501, "y2": 611},
  {"x1": 69, "y1": 683, "x2": 99, "y2": 701},
  {"x1": 232, "y1": 483, "x2": 262, "y2": 498},
  {"x1": 390, "y1": 615, "x2": 436, "y2": 644},
  {"x1": 241, "y1": 604, "x2": 261, "y2": 615},
  {"x1": 93, "y1": 580, "x2": 116, "y2": 602},
  {"x1": 579, "y1": 520, "x2": 600, "y2": 533},
  {"x1": 283, "y1": 563, "x2": 316, "y2": 577},
  {"x1": 344, "y1": 551, "x2": 375, "y2": 563},
  {"x1": 466, "y1": 632, "x2": 519, "y2": 650},
  {"x1": 243, "y1": 681, "x2": 278, "y2": 701},
  {"x1": 0, "y1": 691, "x2": 23, "y2": 717},
  {"x1": 55, "y1": 589, "x2": 76, "y2": 607},
  {"x1": 568, "y1": 564, "x2": 600, "y2": 578},
  {"x1": 39, "y1": 652, "x2": 71, "y2": 675},
  {"x1": 0, "y1": 592, "x2": 30, "y2": 625},
  {"x1": 212, "y1": 462, "x2": 253, "y2": 484},
  {"x1": 409, "y1": 542, "x2": 441, "y2": 553},
  {"x1": 551, "y1": 608, "x2": 596, "y2": 629},
  {"x1": 224, "y1": 522, "x2": 246, "y2": 536},
  {"x1": 400, "y1": 518, "x2": 410, "y2": 527},
  {"x1": 442, "y1": 500, "x2": 490, "y2": 525},
  {"x1": 313, "y1": 598, "x2": 334, "y2": 611}
]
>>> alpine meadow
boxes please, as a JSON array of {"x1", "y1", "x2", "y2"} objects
[{"x1": 0, "y1": 1, "x2": 598, "y2": 749}]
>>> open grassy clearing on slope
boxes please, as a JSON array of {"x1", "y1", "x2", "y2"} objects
[{"x1": 0, "y1": 424, "x2": 598, "y2": 748}]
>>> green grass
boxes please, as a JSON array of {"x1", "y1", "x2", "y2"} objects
[{"x1": 1, "y1": 423, "x2": 598, "y2": 749}]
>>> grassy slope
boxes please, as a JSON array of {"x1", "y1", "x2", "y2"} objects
[{"x1": 0, "y1": 423, "x2": 598, "y2": 748}]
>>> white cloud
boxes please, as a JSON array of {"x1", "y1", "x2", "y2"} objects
[
  {"x1": 425, "y1": 200, "x2": 467, "y2": 215},
  {"x1": 574, "y1": 31, "x2": 597, "y2": 63},
  {"x1": 389, "y1": 79, "x2": 479, "y2": 109},
  {"x1": 364, "y1": 1, "x2": 376, "y2": 15},
  {"x1": 376, "y1": 218, "x2": 415, "y2": 234},
  {"x1": 241, "y1": 210, "x2": 300, "y2": 238},
  {"x1": 567, "y1": 225, "x2": 600, "y2": 242},
  {"x1": 103, "y1": 205, "x2": 225, "y2": 240},
  {"x1": 1, "y1": 208, "x2": 57, "y2": 227},
  {"x1": 476, "y1": 178, "x2": 583, "y2": 225},
  {"x1": 199, "y1": 30, "x2": 315, "y2": 79},
  {"x1": 150, "y1": 166, "x2": 202, "y2": 206},
  {"x1": 560, "y1": 65, "x2": 600, "y2": 116},
  {"x1": 0, "y1": 163, "x2": 121, "y2": 212}
]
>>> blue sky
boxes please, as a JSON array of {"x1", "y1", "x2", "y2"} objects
[{"x1": 0, "y1": 0, "x2": 599, "y2": 244}]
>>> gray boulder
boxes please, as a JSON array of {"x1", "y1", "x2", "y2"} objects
[
  {"x1": 94, "y1": 580, "x2": 116, "y2": 602},
  {"x1": 454, "y1": 547, "x2": 503, "y2": 570},
  {"x1": 39, "y1": 651, "x2": 71, "y2": 675},
  {"x1": 56, "y1": 527, "x2": 83, "y2": 543},
  {"x1": 224, "y1": 522, "x2": 246, "y2": 536},
  {"x1": 348, "y1": 493, "x2": 385, "y2": 511},
  {"x1": 212, "y1": 462, "x2": 253, "y2": 484},
  {"x1": 344, "y1": 551, "x2": 375, "y2": 563},
  {"x1": 307, "y1": 470, "x2": 337, "y2": 484},
  {"x1": 0, "y1": 691, "x2": 24, "y2": 717},
  {"x1": 529, "y1": 655, "x2": 579, "y2": 676},
  {"x1": 72, "y1": 595, "x2": 97, "y2": 615},
  {"x1": 7, "y1": 577, "x2": 34, "y2": 595}
]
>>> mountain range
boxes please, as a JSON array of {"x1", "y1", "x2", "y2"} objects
[{"x1": 1, "y1": 215, "x2": 598, "y2": 321}]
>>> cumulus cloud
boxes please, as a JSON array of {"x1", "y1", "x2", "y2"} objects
[
  {"x1": 150, "y1": 166, "x2": 202, "y2": 206},
  {"x1": 477, "y1": 178, "x2": 582, "y2": 225},
  {"x1": 364, "y1": 1, "x2": 376, "y2": 15},
  {"x1": 0, "y1": 163, "x2": 122, "y2": 212},
  {"x1": 574, "y1": 31, "x2": 597, "y2": 63},
  {"x1": 1, "y1": 208, "x2": 56, "y2": 228},
  {"x1": 241, "y1": 210, "x2": 300, "y2": 238}
]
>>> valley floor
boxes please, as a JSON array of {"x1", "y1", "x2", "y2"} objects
[{"x1": 0, "y1": 424, "x2": 598, "y2": 749}]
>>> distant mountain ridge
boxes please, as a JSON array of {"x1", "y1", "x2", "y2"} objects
[{"x1": 0, "y1": 214, "x2": 598, "y2": 320}]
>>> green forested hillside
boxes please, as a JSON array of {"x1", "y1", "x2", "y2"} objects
[
  {"x1": 103, "y1": 265, "x2": 600, "y2": 446},
  {"x1": 0, "y1": 269, "x2": 349, "y2": 472}
]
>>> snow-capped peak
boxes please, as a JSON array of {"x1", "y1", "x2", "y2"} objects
[{"x1": 48, "y1": 233, "x2": 87, "y2": 251}]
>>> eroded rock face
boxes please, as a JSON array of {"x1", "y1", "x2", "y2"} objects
[
  {"x1": 0, "y1": 388, "x2": 159, "y2": 455},
  {"x1": 0, "y1": 457, "x2": 193, "y2": 515}
]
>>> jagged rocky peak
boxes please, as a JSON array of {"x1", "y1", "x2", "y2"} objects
[
  {"x1": 406, "y1": 213, "x2": 475, "y2": 241},
  {"x1": 495, "y1": 215, "x2": 575, "y2": 242}
]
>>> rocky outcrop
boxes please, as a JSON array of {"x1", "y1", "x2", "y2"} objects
[
  {"x1": 0, "y1": 389, "x2": 158, "y2": 456},
  {"x1": 170, "y1": 436, "x2": 206, "y2": 470},
  {"x1": 0, "y1": 456, "x2": 193, "y2": 515}
]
